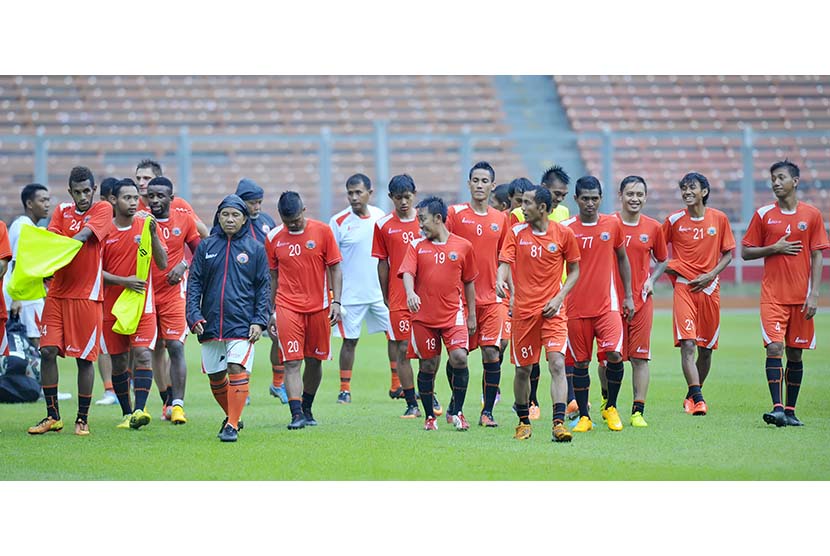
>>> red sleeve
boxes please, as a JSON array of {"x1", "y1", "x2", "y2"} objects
[
  {"x1": 613, "y1": 219, "x2": 625, "y2": 249},
  {"x1": 809, "y1": 210, "x2": 830, "y2": 251},
  {"x1": 371, "y1": 222, "x2": 388, "y2": 260},
  {"x1": 563, "y1": 227, "x2": 581, "y2": 263},
  {"x1": 397, "y1": 242, "x2": 418, "y2": 279},
  {"x1": 185, "y1": 215, "x2": 200, "y2": 245},
  {"x1": 497, "y1": 212, "x2": 508, "y2": 252},
  {"x1": 661, "y1": 217, "x2": 673, "y2": 246},
  {"x1": 499, "y1": 227, "x2": 517, "y2": 264},
  {"x1": 741, "y1": 211, "x2": 764, "y2": 247},
  {"x1": 461, "y1": 242, "x2": 478, "y2": 283},
  {"x1": 47, "y1": 206, "x2": 63, "y2": 234},
  {"x1": 445, "y1": 207, "x2": 457, "y2": 233},
  {"x1": 719, "y1": 212, "x2": 736, "y2": 253},
  {"x1": 509, "y1": 211, "x2": 520, "y2": 226},
  {"x1": 323, "y1": 225, "x2": 342, "y2": 266},
  {"x1": 266, "y1": 236, "x2": 279, "y2": 271},
  {"x1": 652, "y1": 221, "x2": 669, "y2": 262},
  {"x1": 84, "y1": 201, "x2": 115, "y2": 241},
  {"x1": 0, "y1": 222, "x2": 11, "y2": 261}
]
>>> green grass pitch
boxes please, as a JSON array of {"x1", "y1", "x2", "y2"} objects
[{"x1": 1, "y1": 311, "x2": 828, "y2": 480}]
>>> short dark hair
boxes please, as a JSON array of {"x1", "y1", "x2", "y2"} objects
[
  {"x1": 111, "y1": 178, "x2": 138, "y2": 199},
  {"x1": 575, "y1": 175, "x2": 603, "y2": 197},
  {"x1": 678, "y1": 172, "x2": 710, "y2": 205},
  {"x1": 69, "y1": 166, "x2": 95, "y2": 189},
  {"x1": 620, "y1": 175, "x2": 648, "y2": 194},
  {"x1": 491, "y1": 184, "x2": 510, "y2": 208},
  {"x1": 148, "y1": 176, "x2": 174, "y2": 192},
  {"x1": 20, "y1": 183, "x2": 48, "y2": 210},
  {"x1": 345, "y1": 173, "x2": 372, "y2": 190},
  {"x1": 528, "y1": 185, "x2": 553, "y2": 213},
  {"x1": 388, "y1": 174, "x2": 416, "y2": 196},
  {"x1": 770, "y1": 159, "x2": 800, "y2": 179},
  {"x1": 99, "y1": 177, "x2": 118, "y2": 199},
  {"x1": 508, "y1": 177, "x2": 533, "y2": 197},
  {"x1": 278, "y1": 191, "x2": 303, "y2": 217},
  {"x1": 136, "y1": 159, "x2": 163, "y2": 176},
  {"x1": 415, "y1": 195, "x2": 447, "y2": 222},
  {"x1": 469, "y1": 161, "x2": 495, "y2": 182},
  {"x1": 540, "y1": 165, "x2": 570, "y2": 187}
]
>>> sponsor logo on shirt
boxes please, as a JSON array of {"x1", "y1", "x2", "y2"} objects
[
  {"x1": 172, "y1": 227, "x2": 182, "y2": 236},
  {"x1": 106, "y1": 238, "x2": 120, "y2": 245},
  {"x1": 519, "y1": 239, "x2": 532, "y2": 246},
  {"x1": 639, "y1": 234, "x2": 649, "y2": 243},
  {"x1": 461, "y1": 218, "x2": 476, "y2": 225},
  {"x1": 706, "y1": 227, "x2": 717, "y2": 236},
  {"x1": 388, "y1": 228, "x2": 401, "y2": 234},
  {"x1": 449, "y1": 251, "x2": 458, "y2": 261},
  {"x1": 600, "y1": 232, "x2": 611, "y2": 241},
  {"x1": 547, "y1": 243, "x2": 558, "y2": 252},
  {"x1": 276, "y1": 241, "x2": 290, "y2": 247},
  {"x1": 767, "y1": 219, "x2": 782, "y2": 225},
  {"x1": 205, "y1": 253, "x2": 218, "y2": 259},
  {"x1": 236, "y1": 252, "x2": 249, "y2": 264},
  {"x1": 798, "y1": 221, "x2": 808, "y2": 231},
  {"x1": 306, "y1": 240, "x2": 316, "y2": 249},
  {"x1": 418, "y1": 248, "x2": 432, "y2": 254},
  {"x1": 678, "y1": 226, "x2": 691, "y2": 232}
]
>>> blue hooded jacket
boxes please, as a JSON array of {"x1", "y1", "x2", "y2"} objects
[
  {"x1": 186, "y1": 195, "x2": 271, "y2": 342},
  {"x1": 234, "y1": 178, "x2": 278, "y2": 244}
]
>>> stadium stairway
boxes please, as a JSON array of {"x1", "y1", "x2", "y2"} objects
[{"x1": 492, "y1": 75, "x2": 587, "y2": 184}]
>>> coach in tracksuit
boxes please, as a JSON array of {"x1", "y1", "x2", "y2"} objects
[{"x1": 186, "y1": 194, "x2": 270, "y2": 442}]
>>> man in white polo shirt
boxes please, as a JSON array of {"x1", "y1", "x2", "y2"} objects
[{"x1": 329, "y1": 173, "x2": 394, "y2": 403}]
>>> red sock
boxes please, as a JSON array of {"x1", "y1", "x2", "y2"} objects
[
  {"x1": 389, "y1": 361, "x2": 401, "y2": 390},
  {"x1": 227, "y1": 372, "x2": 249, "y2": 429},
  {"x1": 209, "y1": 374, "x2": 229, "y2": 415},
  {"x1": 340, "y1": 369, "x2": 352, "y2": 392},
  {"x1": 272, "y1": 364, "x2": 285, "y2": 388}
]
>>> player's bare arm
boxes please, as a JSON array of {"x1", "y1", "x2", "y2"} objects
[
  {"x1": 643, "y1": 259, "x2": 669, "y2": 299},
  {"x1": 495, "y1": 261, "x2": 511, "y2": 298},
  {"x1": 148, "y1": 216, "x2": 168, "y2": 270},
  {"x1": 377, "y1": 258, "x2": 390, "y2": 306},
  {"x1": 268, "y1": 269, "x2": 279, "y2": 338},
  {"x1": 103, "y1": 271, "x2": 146, "y2": 293},
  {"x1": 328, "y1": 262, "x2": 343, "y2": 325},
  {"x1": 71, "y1": 227, "x2": 96, "y2": 243},
  {"x1": 0, "y1": 258, "x2": 6, "y2": 281},
  {"x1": 689, "y1": 250, "x2": 733, "y2": 292},
  {"x1": 741, "y1": 232, "x2": 803, "y2": 260},
  {"x1": 803, "y1": 249, "x2": 823, "y2": 319},
  {"x1": 615, "y1": 244, "x2": 636, "y2": 321},
  {"x1": 402, "y1": 272, "x2": 420, "y2": 312},
  {"x1": 464, "y1": 279, "x2": 477, "y2": 336}
]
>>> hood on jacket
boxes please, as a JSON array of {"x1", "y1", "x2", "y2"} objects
[
  {"x1": 211, "y1": 194, "x2": 250, "y2": 237},
  {"x1": 235, "y1": 178, "x2": 264, "y2": 201}
]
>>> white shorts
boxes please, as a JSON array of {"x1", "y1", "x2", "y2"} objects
[
  {"x1": 332, "y1": 300, "x2": 391, "y2": 339},
  {"x1": 2, "y1": 297, "x2": 44, "y2": 339},
  {"x1": 200, "y1": 339, "x2": 255, "y2": 375}
]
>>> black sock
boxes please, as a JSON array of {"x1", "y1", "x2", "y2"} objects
[
  {"x1": 605, "y1": 360, "x2": 624, "y2": 409},
  {"x1": 445, "y1": 360, "x2": 455, "y2": 415},
  {"x1": 529, "y1": 362, "x2": 540, "y2": 405},
  {"x1": 516, "y1": 403, "x2": 530, "y2": 425},
  {"x1": 404, "y1": 387, "x2": 418, "y2": 407},
  {"x1": 553, "y1": 402, "x2": 566, "y2": 424},
  {"x1": 301, "y1": 391, "x2": 315, "y2": 413},
  {"x1": 688, "y1": 384, "x2": 704, "y2": 404},
  {"x1": 112, "y1": 370, "x2": 133, "y2": 415},
  {"x1": 289, "y1": 399, "x2": 303, "y2": 418},
  {"x1": 765, "y1": 357, "x2": 784, "y2": 408},
  {"x1": 417, "y1": 369, "x2": 436, "y2": 418},
  {"x1": 573, "y1": 366, "x2": 591, "y2": 417},
  {"x1": 165, "y1": 384, "x2": 173, "y2": 406},
  {"x1": 601, "y1": 387, "x2": 609, "y2": 400},
  {"x1": 785, "y1": 360, "x2": 804, "y2": 411},
  {"x1": 133, "y1": 368, "x2": 153, "y2": 411},
  {"x1": 566, "y1": 365, "x2": 575, "y2": 402},
  {"x1": 482, "y1": 361, "x2": 500, "y2": 413},
  {"x1": 158, "y1": 387, "x2": 168, "y2": 405},
  {"x1": 76, "y1": 394, "x2": 92, "y2": 424},
  {"x1": 632, "y1": 400, "x2": 645, "y2": 415},
  {"x1": 42, "y1": 383, "x2": 60, "y2": 420},
  {"x1": 450, "y1": 364, "x2": 469, "y2": 414}
]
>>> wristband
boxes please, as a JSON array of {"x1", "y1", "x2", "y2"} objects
[{"x1": 331, "y1": 301, "x2": 341, "y2": 305}]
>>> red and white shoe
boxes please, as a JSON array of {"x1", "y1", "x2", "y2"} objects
[
  {"x1": 424, "y1": 416, "x2": 438, "y2": 431},
  {"x1": 452, "y1": 412, "x2": 470, "y2": 431}
]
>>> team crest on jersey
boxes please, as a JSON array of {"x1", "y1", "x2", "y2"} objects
[
  {"x1": 84, "y1": 216, "x2": 91, "y2": 223},
  {"x1": 449, "y1": 251, "x2": 458, "y2": 261},
  {"x1": 639, "y1": 234, "x2": 649, "y2": 243},
  {"x1": 172, "y1": 227, "x2": 182, "y2": 236},
  {"x1": 600, "y1": 231, "x2": 611, "y2": 241},
  {"x1": 262, "y1": 224, "x2": 271, "y2": 233},
  {"x1": 706, "y1": 226, "x2": 717, "y2": 236},
  {"x1": 306, "y1": 240, "x2": 316, "y2": 249},
  {"x1": 134, "y1": 235, "x2": 142, "y2": 244},
  {"x1": 798, "y1": 221, "x2": 808, "y2": 231},
  {"x1": 547, "y1": 242, "x2": 558, "y2": 252},
  {"x1": 236, "y1": 252, "x2": 249, "y2": 264},
  {"x1": 490, "y1": 223, "x2": 499, "y2": 232}
]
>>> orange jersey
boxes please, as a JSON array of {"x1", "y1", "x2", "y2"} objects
[
  {"x1": 139, "y1": 196, "x2": 203, "y2": 223},
  {"x1": 152, "y1": 210, "x2": 201, "y2": 304},
  {"x1": 562, "y1": 214, "x2": 625, "y2": 318},
  {"x1": 47, "y1": 201, "x2": 113, "y2": 301},
  {"x1": 0, "y1": 222, "x2": 11, "y2": 319},
  {"x1": 499, "y1": 221, "x2": 580, "y2": 319},
  {"x1": 614, "y1": 213, "x2": 668, "y2": 312},
  {"x1": 398, "y1": 233, "x2": 478, "y2": 328},
  {"x1": 742, "y1": 201, "x2": 829, "y2": 305},
  {"x1": 266, "y1": 219, "x2": 342, "y2": 314},
  {"x1": 663, "y1": 207, "x2": 735, "y2": 281},
  {"x1": 371, "y1": 212, "x2": 421, "y2": 312},
  {"x1": 446, "y1": 203, "x2": 508, "y2": 306},
  {"x1": 102, "y1": 216, "x2": 166, "y2": 317}
]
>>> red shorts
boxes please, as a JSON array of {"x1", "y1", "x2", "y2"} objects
[
  {"x1": 386, "y1": 309, "x2": 412, "y2": 342},
  {"x1": 275, "y1": 306, "x2": 331, "y2": 362},
  {"x1": 566, "y1": 312, "x2": 624, "y2": 363},
  {"x1": 407, "y1": 321, "x2": 468, "y2": 360},
  {"x1": 0, "y1": 318, "x2": 7, "y2": 356},
  {"x1": 672, "y1": 278, "x2": 720, "y2": 349},
  {"x1": 760, "y1": 302, "x2": 816, "y2": 349},
  {"x1": 469, "y1": 303, "x2": 505, "y2": 351},
  {"x1": 101, "y1": 309, "x2": 158, "y2": 355},
  {"x1": 622, "y1": 296, "x2": 655, "y2": 360},
  {"x1": 155, "y1": 297, "x2": 188, "y2": 342},
  {"x1": 40, "y1": 297, "x2": 104, "y2": 361},
  {"x1": 510, "y1": 312, "x2": 568, "y2": 367}
]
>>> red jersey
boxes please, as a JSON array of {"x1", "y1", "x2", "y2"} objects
[
  {"x1": 0, "y1": 222, "x2": 11, "y2": 319},
  {"x1": 562, "y1": 214, "x2": 625, "y2": 318},
  {"x1": 499, "y1": 221, "x2": 580, "y2": 319},
  {"x1": 266, "y1": 219, "x2": 342, "y2": 314},
  {"x1": 371, "y1": 212, "x2": 421, "y2": 311},
  {"x1": 614, "y1": 213, "x2": 668, "y2": 312},
  {"x1": 663, "y1": 207, "x2": 736, "y2": 281},
  {"x1": 139, "y1": 197, "x2": 203, "y2": 223},
  {"x1": 152, "y1": 210, "x2": 201, "y2": 305},
  {"x1": 398, "y1": 233, "x2": 478, "y2": 328},
  {"x1": 47, "y1": 201, "x2": 113, "y2": 301},
  {"x1": 742, "y1": 201, "x2": 830, "y2": 305},
  {"x1": 446, "y1": 203, "x2": 508, "y2": 306},
  {"x1": 102, "y1": 216, "x2": 166, "y2": 318}
]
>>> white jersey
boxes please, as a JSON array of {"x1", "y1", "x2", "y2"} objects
[
  {"x1": 3, "y1": 215, "x2": 42, "y2": 307},
  {"x1": 329, "y1": 205, "x2": 385, "y2": 305}
]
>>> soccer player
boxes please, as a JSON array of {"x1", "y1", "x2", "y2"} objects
[
  {"x1": 446, "y1": 161, "x2": 508, "y2": 427},
  {"x1": 94, "y1": 177, "x2": 119, "y2": 405},
  {"x1": 507, "y1": 177, "x2": 532, "y2": 211},
  {"x1": 372, "y1": 175, "x2": 443, "y2": 418},
  {"x1": 489, "y1": 184, "x2": 511, "y2": 212},
  {"x1": 596, "y1": 176, "x2": 668, "y2": 427},
  {"x1": 27, "y1": 166, "x2": 114, "y2": 436},
  {"x1": 329, "y1": 173, "x2": 392, "y2": 404},
  {"x1": 101, "y1": 179, "x2": 168, "y2": 430},
  {"x1": 497, "y1": 185, "x2": 579, "y2": 441},
  {"x1": 663, "y1": 172, "x2": 735, "y2": 416},
  {"x1": 561, "y1": 176, "x2": 635, "y2": 432},
  {"x1": 399, "y1": 196, "x2": 477, "y2": 431},
  {"x1": 146, "y1": 176, "x2": 202, "y2": 424},
  {"x1": 0, "y1": 221, "x2": 11, "y2": 357},
  {"x1": 266, "y1": 191, "x2": 342, "y2": 430},
  {"x1": 186, "y1": 195, "x2": 270, "y2": 442},
  {"x1": 742, "y1": 160, "x2": 829, "y2": 426}
]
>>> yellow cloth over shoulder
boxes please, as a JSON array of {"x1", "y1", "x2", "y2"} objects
[
  {"x1": 7, "y1": 225, "x2": 82, "y2": 300},
  {"x1": 111, "y1": 217, "x2": 153, "y2": 335}
]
